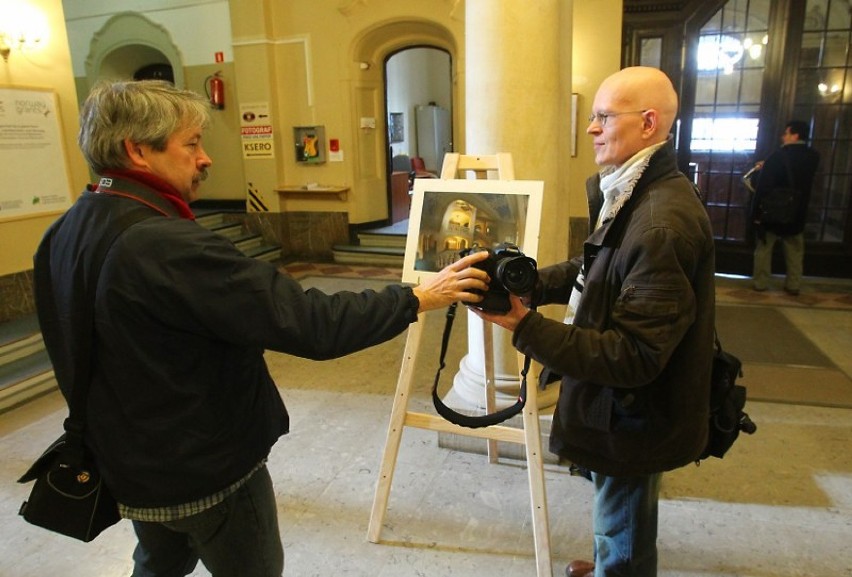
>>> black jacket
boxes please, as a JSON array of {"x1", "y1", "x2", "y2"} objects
[
  {"x1": 513, "y1": 142, "x2": 716, "y2": 475},
  {"x1": 36, "y1": 174, "x2": 420, "y2": 507},
  {"x1": 750, "y1": 142, "x2": 820, "y2": 236}
]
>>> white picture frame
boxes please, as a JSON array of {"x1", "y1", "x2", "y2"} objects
[{"x1": 402, "y1": 178, "x2": 544, "y2": 284}]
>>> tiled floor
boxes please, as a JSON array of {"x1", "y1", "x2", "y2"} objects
[{"x1": 1, "y1": 266, "x2": 851, "y2": 577}]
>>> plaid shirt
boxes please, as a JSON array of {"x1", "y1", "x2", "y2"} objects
[{"x1": 117, "y1": 460, "x2": 266, "y2": 522}]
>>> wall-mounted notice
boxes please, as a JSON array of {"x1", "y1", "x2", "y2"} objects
[
  {"x1": 0, "y1": 87, "x2": 73, "y2": 220},
  {"x1": 240, "y1": 101, "x2": 275, "y2": 159}
]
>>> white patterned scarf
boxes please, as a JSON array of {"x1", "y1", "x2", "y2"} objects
[{"x1": 565, "y1": 141, "x2": 667, "y2": 324}]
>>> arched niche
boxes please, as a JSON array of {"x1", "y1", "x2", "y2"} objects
[
  {"x1": 84, "y1": 12, "x2": 184, "y2": 91},
  {"x1": 351, "y1": 18, "x2": 457, "y2": 65}
]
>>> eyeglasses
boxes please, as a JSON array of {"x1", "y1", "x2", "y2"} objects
[{"x1": 587, "y1": 110, "x2": 647, "y2": 126}]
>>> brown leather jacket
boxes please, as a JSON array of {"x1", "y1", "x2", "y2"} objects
[{"x1": 513, "y1": 142, "x2": 716, "y2": 475}]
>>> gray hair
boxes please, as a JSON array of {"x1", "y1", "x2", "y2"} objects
[{"x1": 78, "y1": 80, "x2": 211, "y2": 173}]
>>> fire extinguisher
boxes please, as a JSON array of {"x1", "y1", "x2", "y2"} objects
[{"x1": 205, "y1": 72, "x2": 225, "y2": 110}]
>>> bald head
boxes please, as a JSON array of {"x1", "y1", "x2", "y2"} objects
[
  {"x1": 588, "y1": 67, "x2": 679, "y2": 167},
  {"x1": 598, "y1": 66, "x2": 678, "y2": 138}
]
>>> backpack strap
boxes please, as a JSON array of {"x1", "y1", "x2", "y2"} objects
[{"x1": 33, "y1": 205, "x2": 156, "y2": 464}]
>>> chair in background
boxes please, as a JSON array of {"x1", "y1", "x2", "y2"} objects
[
  {"x1": 411, "y1": 156, "x2": 438, "y2": 179},
  {"x1": 391, "y1": 154, "x2": 412, "y2": 173}
]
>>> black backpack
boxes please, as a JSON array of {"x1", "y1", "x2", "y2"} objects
[{"x1": 697, "y1": 333, "x2": 757, "y2": 462}]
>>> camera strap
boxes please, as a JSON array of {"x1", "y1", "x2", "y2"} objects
[{"x1": 431, "y1": 302, "x2": 530, "y2": 429}]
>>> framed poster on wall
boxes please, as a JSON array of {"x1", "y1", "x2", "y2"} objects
[
  {"x1": 0, "y1": 87, "x2": 73, "y2": 220},
  {"x1": 389, "y1": 112, "x2": 404, "y2": 143}
]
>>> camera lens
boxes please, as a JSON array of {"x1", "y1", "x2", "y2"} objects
[{"x1": 496, "y1": 256, "x2": 537, "y2": 295}]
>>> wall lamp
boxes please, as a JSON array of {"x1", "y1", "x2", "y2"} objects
[
  {"x1": 0, "y1": 3, "x2": 47, "y2": 62},
  {"x1": 1, "y1": 33, "x2": 38, "y2": 62}
]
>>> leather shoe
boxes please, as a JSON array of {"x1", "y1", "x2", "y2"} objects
[{"x1": 566, "y1": 559, "x2": 595, "y2": 577}]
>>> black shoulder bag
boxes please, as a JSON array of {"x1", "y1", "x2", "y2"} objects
[
  {"x1": 697, "y1": 331, "x2": 757, "y2": 462},
  {"x1": 18, "y1": 206, "x2": 153, "y2": 542},
  {"x1": 431, "y1": 303, "x2": 531, "y2": 429}
]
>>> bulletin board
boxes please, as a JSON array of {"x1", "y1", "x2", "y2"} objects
[{"x1": 0, "y1": 87, "x2": 73, "y2": 220}]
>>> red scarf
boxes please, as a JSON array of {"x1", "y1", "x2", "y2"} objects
[{"x1": 100, "y1": 169, "x2": 196, "y2": 220}]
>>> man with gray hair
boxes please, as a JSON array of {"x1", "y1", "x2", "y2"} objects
[
  {"x1": 34, "y1": 80, "x2": 489, "y2": 577},
  {"x1": 471, "y1": 67, "x2": 716, "y2": 576}
]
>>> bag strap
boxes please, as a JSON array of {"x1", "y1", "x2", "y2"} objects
[
  {"x1": 34, "y1": 205, "x2": 156, "y2": 459},
  {"x1": 431, "y1": 303, "x2": 530, "y2": 429}
]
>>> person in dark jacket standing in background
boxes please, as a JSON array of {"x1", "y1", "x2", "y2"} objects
[
  {"x1": 34, "y1": 80, "x2": 489, "y2": 577},
  {"x1": 749, "y1": 120, "x2": 820, "y2": 295},
  {"x1": 470, "y1": 67, "x2": 716, "y2": 577}
]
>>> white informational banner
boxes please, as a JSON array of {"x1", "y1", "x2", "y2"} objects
[
  {"x1": 0, "y1": 87, "x2": 73, "y2": 219},
  {"x1": 239, "y1": 101, "x2": 275, "y2": 159}
]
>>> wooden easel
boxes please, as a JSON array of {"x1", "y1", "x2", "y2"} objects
[{"x1": 367, "y1": 153, "x2": 552, "y2": 577}]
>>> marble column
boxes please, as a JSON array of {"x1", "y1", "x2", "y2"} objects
[{"x1": 445, "y1": 0, "x2": 567, "y2": 415}]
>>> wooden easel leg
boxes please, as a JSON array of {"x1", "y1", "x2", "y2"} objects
[
  {"x1": 482, "y1": 320, "x2": 499, "y2": 463},
  {"x1": 366, "y1": 317, "x2": 424, "y2": 543},
  {"x1": 519, "y1": 354, "x2": 553, "y2": 577}
]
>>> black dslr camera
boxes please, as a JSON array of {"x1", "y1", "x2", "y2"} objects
[{"x1": 459, "y1": 243, "x2": 537, "y2": 313}]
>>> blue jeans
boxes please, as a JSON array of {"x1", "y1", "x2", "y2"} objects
[
  {"x1": 591, "y1": 471, "x2": 662, "y2": 577},
  {"x1": 130, "y1": 465, "x2": 284, "y2": 577}
]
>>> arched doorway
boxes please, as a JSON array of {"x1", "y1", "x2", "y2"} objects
[
  {"x1": 350, "y1": 20, "x2": 459, "y2": 227},
  {"x1": 385, "y1": 46, "x2": 453, "y2": 223}
]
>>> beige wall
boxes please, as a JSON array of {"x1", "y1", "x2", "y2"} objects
[
  {"x1": 0, "y1": 0, "x2": 624, "y2": 289},
  {"x1": 229, "y1": 1, "x2": 466, "y2": 223},
  {"x1": 570, "y1": 0, "x2": 624, "y2": 220},
  {"x1": 230, "y1": 0, "x2": 624, "y2": 233},
  {"x1": 0, "y1": 0, "x2": 89, "y2": 277},
  {"x1": 185, "y1": 61, "x2": 245, "y2": 200}
]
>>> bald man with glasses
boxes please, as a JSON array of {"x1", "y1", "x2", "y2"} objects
[{"x1": 470, "y1": 67, "x2": 716, "y2": 577}]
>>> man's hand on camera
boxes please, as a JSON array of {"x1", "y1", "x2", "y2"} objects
[
  {"x1": 413, "y1": 250, "x2": 491, "y2": 313},
  {"x1": 467, "y1": 293, "x2": 530, "y2": 332}
]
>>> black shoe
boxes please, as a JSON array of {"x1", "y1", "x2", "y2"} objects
[{"x1": 784, "y1": 287, "x2": 800, "y2": 296}]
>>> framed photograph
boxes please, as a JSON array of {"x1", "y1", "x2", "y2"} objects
[
  {"x1": 389, "y1": 112, "x2": 404, "y2": 143},
  {"x1": 402, "y1": 178, "x2": 544, "y2": 284}
]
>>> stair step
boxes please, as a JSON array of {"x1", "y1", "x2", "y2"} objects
[
  {"x1": 197, "y1": 211, "x2": 282, "y2": 264},
  {"x1": 195, "y1": 212, "x2": 226, "y2": 228},
  {"x1": 0, "y1": 347, "x2": 57, "y2": 413},
  {"x1": 0, "y1": 349, "x2": 52, "y2": 392},
  {"x1": 0, "y1": 333, "x2": 44, "y2": 365},
  {"x1": 0, "y1": 369, "x2": 57, "y2": 413},
  {"x1": 244, "y1": 244, "x2": 282, "y2": 263},
  {"x1": 333, "y1": 244, "x2": 405, "y2": 256},
  {"x1": 234, "y1": 234, "x2": 263, "y2": 252},
  {"x1": 0, "y1": 314, "x2": 40, "y2": 348},
  {"x1": 210, "y1": 222, "x2": 244, "y2": 240},
  {"x1": 357, "y1": 232, "x2": 407, "y2": 248},
  {"x1": 332, "y1": 245, "x2": 404, "y2": 267}
]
